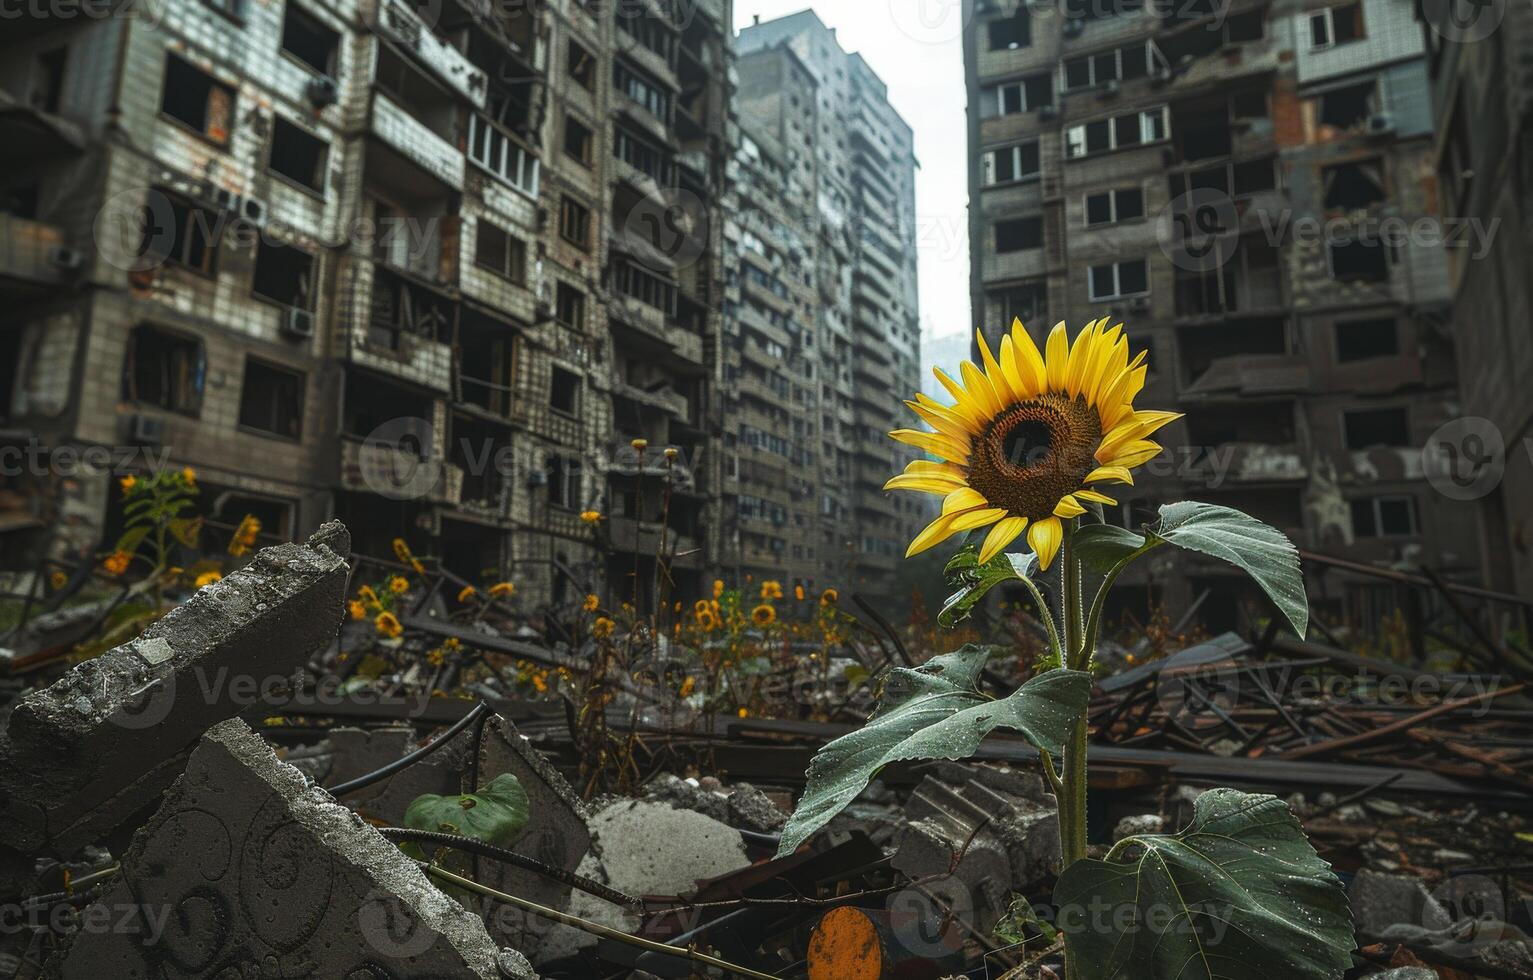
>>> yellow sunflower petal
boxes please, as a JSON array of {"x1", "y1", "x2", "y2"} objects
[
  {"x1": 907, "y1": 513, "x2": 963, "y2": 558},
  {"x1": 960, "y1": 359, "x2": 1002, "y2": 417},
  {"x1": 950, "y1": 507, "x2": 1008, "y2": 531},
  {"x1": 1053, "y1": 494, "x2": 1087, "y2": 518},
  {"x1": 998, "y1": 335, "x2": 1031, "y2": 403},
  {"x1": 916, "y1": 392, "x2": 983, "y2": 435},
  {"x1": 978, "y1": 516, "x2": 1029, "y2": 564},
  {"x1": 903, "y1": 459, "x2": 968, "y2": 479},
  {"x1": 1065, "y1": 319, "x2": 1103, "y2": 396},
  {"x1": 1010, "y1": 319, "x2": 1047, "y2": 394},
  {"x1": 1074, "y1": 489, "x2": 1118, "y2": 506},
  {"x1": 1083, "y1": 334, "x2": 1128, "y2": 407},
  {"x1": 890, "y1": 429, "x2": 970, "y2": 463},
  {"x1": 883, "y1": 474, "x2": 965, "y2": 494},
  {"x1": 1044, "y1": 321, "x2": 1070, "y2": 392},
  {"x1": 1028, "y1": 517, "x2": 1064, "y2": 571},
  {"x1": 904, "y1": 399, "x2": 972, "y2": 442},
  {"x1": 976, "y1": 329, "x2": 1016, "y2": 406},
  {"x1": 1084, "y1": 465, "x2": 1135, "y2": 485},
  {"x1": 942, "y1": 487, "x2": 990, "y2": 514},
  {"x1": 1102, "y1": 441, "x2": 1164, "y2": 470}
]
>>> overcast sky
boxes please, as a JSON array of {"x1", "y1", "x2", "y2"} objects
[{"x1": 731, "y1": 2, "x2": 972, "y2": 344}]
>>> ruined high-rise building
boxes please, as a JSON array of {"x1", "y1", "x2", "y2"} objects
[
  {"x1": 962, "y1": 0, "x2": 1476, "y2": 629},
  {"x1": 731, "y1": 11, "x2": 926, "y2": 602}
]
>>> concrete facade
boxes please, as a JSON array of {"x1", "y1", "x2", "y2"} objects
[
  {"x1": 731, "y1": 12, "x2": 926, "y2": 601},
  {"x1": 0, "y1": 0, "x2": 732, "y2": 612},
  {"x1": 961, "y1": 0, "x2": 1477, "y2": 629}
]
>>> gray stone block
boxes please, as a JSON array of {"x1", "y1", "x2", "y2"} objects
[
  {"x1": 46, "y1": 719, "x2": 506, "y2": 979},
  {"x1": 0, "y1": 524, "x2": 350, "y2": 860}
]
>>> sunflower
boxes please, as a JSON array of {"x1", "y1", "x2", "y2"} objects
[
  {"x1": 375, "y1": 611, "x2": 403, "y2": 639},
  {"x1": 887, "y1": 319, "x2": 1179, "y2": 570},
  {"x1": 457, "y1": 585, "x2": 477, "y2": 603},
  {"x1": 195, "y1": 571, "x2": 222, "y2": 588},
  {"x1": 348, "y1": 600, "x2": 366, "y2": 621},
  {"x1": 820, "y1": 588, "x2": 838, "y2": 606},
  {"x1": 388, "y1": 575, "x2": 410, "y2": 594},
  {"x1": 584, "y1": 593, "x2": 600, "y2": 612},
  {"x1": 489, "y1": 581, "x2": 515, "y2": 598},
  {"x1": 751, "y1": 604, "x2": 776, "y2": 627},
  {"x1": 592, "y1": 617, "x2": 615, "y2": 639},
  {"x1": 760, "y1": 580, "x2": 783, "y2": 600}
]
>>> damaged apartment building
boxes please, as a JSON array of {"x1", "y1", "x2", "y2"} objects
[
  {"x1": 0, "y1": 0, "x2": 733, "y2": 608},
  {"x1": 724, "y1": 12, "x2": 926, "y2": 600},
  {"x1": 963, "y1": 0, "x2": 1476, "y2": 629}
]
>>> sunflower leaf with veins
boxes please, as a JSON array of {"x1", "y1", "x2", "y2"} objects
[
  {"x1": 938, "y1": 546, "x2": 1039, "y2": 629},
  {"x1": 775, "y1": 647, "x2": 1091, "y2": 857}
]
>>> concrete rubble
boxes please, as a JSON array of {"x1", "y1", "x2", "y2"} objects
[{"x1": 45, "y1": 719, "x2": 509, "y2": 978}]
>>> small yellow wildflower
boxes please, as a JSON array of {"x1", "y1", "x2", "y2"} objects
[
  {"x1": 695, "y1": 609, "x2": 718, "y2": 631},
  {"x1": 444, "y1": 637, "x2": 461, "y2": 650},
  {"x1": 679, "y1": 676, "x2": 696, "y2": 698},
  {"x1": 427, "y1": 648, "x2": 446, "y2": 667},
  {"x1": 592, "y1": 617, "x2": 615, "y2": 639},
  {"x1": 584, "y1": 594, "x2": 600, "y2": 612},
  {"x1": 821, "y1": 588, "x2": 839, "y2": 605},
  {"x1": 457, "y1": 585, "x2": 477, "y2": 603},
  {"x1": 181, "y1": 467, "x2": 197, "y2": 486},
  {"x1": 737, "y1": 707, "x2": 749, "y2": 718},
  {"x1": 664, "y1": 447, "x2": 679, "y2": 460},
  {"x1": 411, "y1": 558, "x2": 426, "y2": 574},
  {"x1": 228, "y1": 514, "x2": 262, "y2": 557},
  {"x1": 388, "y1": 576, "x2": 409, "y2": 594},
  {"x1": 375, "y1": 611, "x2": 403, "y2": 638},
  {"x1": 760, "y1": 581, "x2": 783, "y2": 600},
  {"x1": 392, "y1": 538, "x2": 413, "y2": 564},
  {"x1": 794, "y1": 584, "x2": 805, "y2": 601},
  {"x1": 531, "y1": 673, "x2": 548, "y2": 693},
  {"x1": 193, "y1": 571, "x2": 221, "y2": 588},
  {"x1": 102, "y1": 551, "x2": 131, "y2": 576},
  {"x1": 49, "y1": 570, "x2": 67, "y2": 590},
  {"x1": 348, "y1": 600, "x2": 366, "y2": 620},
  {"x1": 630, "y1": 438, "x2": 648, "y2": 452},
  {"x1": 119, "y1": 475, "x2": 137, "y2": 494},
  {"x1": 751, "y1": 604, "x2": 776, "y2": 627},
  {"x1": 713, "y1": 579, "x2": 724, "y2": 598},
  {"x1": 489, "y1": 581, "x2": 515, "y2": 598},
  {"x1": 358, "y1": 585, "x2": 382, "y2": 610},
  {"x1": 579, "y1": 510, "x2": 602, "y2": 525}
]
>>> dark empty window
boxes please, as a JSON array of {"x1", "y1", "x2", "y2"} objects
[
  {"x1": 475, "y1": 220, "x2": 527, "y2": 285},
  {"x1": 161, "y1": 54, "x2": 234, "y2": 145},
  {"x1": 1312, "y1": 2, "x2": 1364, "y2": 47},
  {"x1": 1315, "y1": 82, "x2": 1374, "y2": 129},
  {"x1": 1085, "y1": 188, "x2": 1143, "y2": 225},
  {"x1": 995, "y1": 217, "x2": 1043, "y2": 253},
  {"x1": 556, "y1": 282, "x2": 585, "y2": 328},
  {"x1": 989, "y1": 13, "x2": 1031, "y2": 49},
  {"x1": 1351, "y1": 496, "x2": 1416, "y2": 537},
  {"x1": 282, "y1": 3, "x2": 338, "y2": 76},
  {"x1": 1323, "y1": 159, "x2": 1386, "y2": 209},
  {"x1": 1328, "y1": 239, "x2": 1389, "y2": 281},
  {"x1": 1344, "y1": 408, "x2": 1410, "y2": 448},
  {"x1": 1335, "y1": 318, "x2": 1397, "y2": 361},
  {"x1": 148, "y1": 192, "x2": 221, "y2": 276},
  {"x1": 994, "y1": 282, "x2": 1046, "y2": 326},
  {"x1": 239, "y1": 359, "x2": 304, "y2": 439},
  {"x1": 560, "y1": 195, "x2": 591, "y2": 250},
  {"x1": 1090, "y1": 259, "x2": 1148, "y2": 300},
  {"x1": 985, "y1": 141, "x2": 1040, "y2": 185},
  {"x1": 269, "y1": 117, "x2": 328, "y2": 193},
  {"x1": 564, "y1": 116, "x2": 594, "y2": 166},
  {"x1": 550, "y1": 366, "x2": 581, "y2": 416},
  {"x1": 252, "y1": 242, "x2": 315, "y2": 308},
  {"x1": 568, "y1": 39, "x2": 595, "y2": 89},
  {"x1": 123, "y1": 326, "x2": 204, "y2": 415},
  {"x1": 548, "y1": 454, "x2": 582, "y2": 508},
  {"x1": 1232, "y1": 159, "x2": 1277, "y2": 196}
]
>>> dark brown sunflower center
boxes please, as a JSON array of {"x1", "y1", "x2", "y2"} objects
[{"x1": 967, "y1": 395, "x2": 1103, "y2": 522}]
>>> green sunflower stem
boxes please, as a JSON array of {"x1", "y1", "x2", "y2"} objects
[{"x1": 1057, "y1": 521, "x2": 1090, "y2": 980}]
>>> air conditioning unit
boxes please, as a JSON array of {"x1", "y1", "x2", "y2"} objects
[
  {"x1": 1366, "y1": 113, "x2": 1394, "y2": 136},
  {"x1": 239, "y1": 195, "x2": 269, "y2": 229},
  {"x1": 306, "y1": 75, "x2": 339, "y2": 109},
  {"x1": 128, "y1": 414, "x2": 165, "y2": 445},
  {"x1": 48, "y1": 246, "x2": 83, "y2": 272},
  {"x1": 281, "y1": 306, "x2": 315, "y2": 339}
]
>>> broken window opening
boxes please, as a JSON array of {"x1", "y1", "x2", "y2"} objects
[
  {"x1": 1314, "y1": 81, "x2": 1376, "y2": 130},
  {"x1": 122, "y1": 325, "x2": 205, "y2": 415},
  {"x1": 251, "y1": 241, "x2": 315, "y2": 309},
  {"x1": 1351, "y1": 495, "x2": 1417, "y2": 538},
  {"x1": 238, "y1": 358, "x2": 304, "y2": 439},
  {"x1": 1328, "y1": 239, "x2": 1390, "y2": 282},
  {"x1": 995, "y1": 216, "x2": 1043, "y2": 253},
  {"x1": 988, "y1": 11, "x2": 1031, "y2": 50},
  {"x1": 281, "y1": 3, "x2": 339, "y2": 77},
  {"x1": 474, "y1": 219, "x2": 528, "y2": 286},
  {"x1": 550, "y1": 366, "x2": 581, "y2": 416},
  {"x1": 269, "y1": 117, "x2": 329, "y2": 194},
  {"x1": 1344, "y1": 407, "x2": 1410, "y2": 449},
  {"x1": 161, "y1": 53, "x2": 234, "y2": 145},
  {"x1": 1335, "y1": 317, "x2": 1398, "y2": 361},
  {"x1": 1323, "y1": 158, "x2": 1386, "y2": 210}
]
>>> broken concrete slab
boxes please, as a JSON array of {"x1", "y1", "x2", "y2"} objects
[
  {"x1": 45, "y1": 718, "x2": 508, "y2": 979},
  {"x1": 1350, "y1": 869, "x2": 1451, "y2": 940},
  {"x1": 641, "y1": 772, "x2": 786, "y2": 833},
  {"x1": 0, "y1": 524, "x2": 351, "y2": 865},
  {"x1": 471, "y1": 715, "x2": 591, "y2": 954}
]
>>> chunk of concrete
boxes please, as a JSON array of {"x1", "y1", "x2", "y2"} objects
[
  {"x1": 1350, "y1": 869, "x2": 1451, "y2": 940},
  {"x1": 45, "y1": 719, "x2": 506, "y2": 978},
  {"x1": 0, "y1": 524, "x2": 351, "y2": 865},
  {"x1": 470, "y1": 715, "x2": 590, "y2": 953}
]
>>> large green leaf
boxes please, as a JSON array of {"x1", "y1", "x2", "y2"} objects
[
  {"x1": 404, "y1": 773, "x2": 530, "y2": 847},
  {"x1": 938, "y1": 547, "x2": 1038, "y2": 628},
  {"x1": 1072, "y1": 503, "x2": 1307, "y2": 636},
  {"x1": 1054, "y1": 789, "x2": 1353, "y2": 980},
  {"x1": 776, "y1": 647, "x2": 1090, "y2": 857}
]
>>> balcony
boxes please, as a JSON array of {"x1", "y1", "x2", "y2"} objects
[
  {"x1": 369, "y1": 0, "x2": 488, "y2": 107},
  {"x1": 612, "y1": 377, "x2": 690, "y2": 422},
  {"x1": 339, "y1": 436, "x2": 458, "y2": 505},
  {"x1": 607, "y1": 516, "x2": 703, "y2": 569},
  {"x1": 369, "y1": 91, "x2": 464, "y2": 190},
  {"x1": 0, "y1": 214, "x2": 76, "y2": 291},
  {"x1": 1181, "y1": 354, "x2": 1311, "y2": 402},
  {"x1": 1185, "y1": 442, "x2": 1308, "y2": 488},
  {"x1": 337, "y1": 261, "x2": 455, "y2": 394}
]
